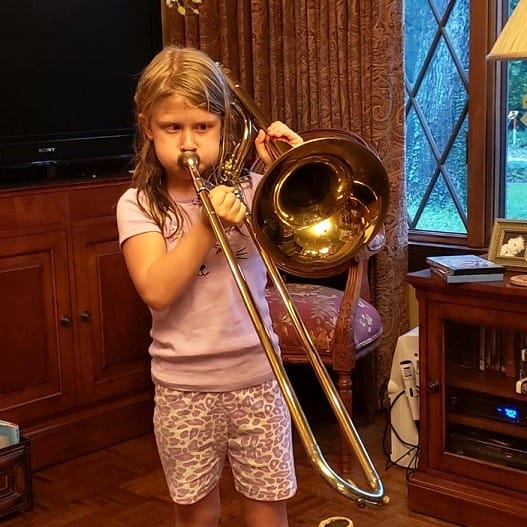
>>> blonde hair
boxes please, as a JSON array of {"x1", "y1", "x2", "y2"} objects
[{"x1": 132, "y1": 46, "x2": 234, "y2": 231}]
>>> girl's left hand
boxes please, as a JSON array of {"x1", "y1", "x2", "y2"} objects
[
  {"x1": 255, "y1": 121, "x2": 303, "y2": 167},
  {"x1": 206, "y1": 185, "x2": 246, "y2": 229}
]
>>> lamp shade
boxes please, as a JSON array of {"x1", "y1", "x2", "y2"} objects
[{"x1": 487, "y1": 0, "x2": 527, "y2": 60}]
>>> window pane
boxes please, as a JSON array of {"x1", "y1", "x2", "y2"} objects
[
  {"x1": 504, "y1": 57, "x2": 527, "y2": 220},
  {"x1": 405, "y1": 0, "x2": 469, "y2": 234}
]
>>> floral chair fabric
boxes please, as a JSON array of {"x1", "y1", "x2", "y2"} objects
[{"x1": 265, "y1": 283, "x2": 383, "y2": 357}]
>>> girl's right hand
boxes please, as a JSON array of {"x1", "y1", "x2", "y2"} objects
[{"x1": 203, "y1": 185, "x2": 246, "y2": 229}]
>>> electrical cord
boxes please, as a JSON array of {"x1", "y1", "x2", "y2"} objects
[{"x1": 380, "y1": 379, "x2": 420, "y2": 475}]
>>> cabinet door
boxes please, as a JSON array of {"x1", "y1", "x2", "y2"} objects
[
  {"x1": 0, "y1": 231, "x2": 76, "y2": 423},
  {"x1": 72, "y1": 221, "x2": 152, "y2": 402},
  {"x1": 426, "y1": 301, "x2": 527, "y2": 493}
]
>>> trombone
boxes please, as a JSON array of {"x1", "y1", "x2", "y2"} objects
[{"x1": 178, "y1": 70, "x2": 390, "y2": 507}]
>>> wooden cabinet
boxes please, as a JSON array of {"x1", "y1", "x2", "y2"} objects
[
  {"x1": 407, "y1": 270, "x2": 527, "y2": 527},
  {"x1": 0, "y1": 178, "x2": 153, "y2": 470}
]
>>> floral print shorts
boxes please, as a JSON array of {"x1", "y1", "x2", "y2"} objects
[{"x1": 153, "y1": 379, "x2": 297, "y2": 505}]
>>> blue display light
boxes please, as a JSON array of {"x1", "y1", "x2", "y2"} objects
[{"x1": 497, "y1": 405, "x2": 519, "y2": 422}]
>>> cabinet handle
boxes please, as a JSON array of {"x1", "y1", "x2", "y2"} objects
[
  {"x1": 80, "y1": 309, "x2": 92, "y2": 322},
  {"x1": 427, "y1": 379, "x2": 440, "y2": 393},
  {"x1": 60, "y1": 315, "x2": 73, "y2": 328}
]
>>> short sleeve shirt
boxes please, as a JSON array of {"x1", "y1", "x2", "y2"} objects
[{"x1": 116, "y1": 174, "x2": 280, "y2": 392}]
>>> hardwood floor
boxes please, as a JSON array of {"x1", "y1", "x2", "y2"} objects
[{"x1": 0, "y1": 375, "x2": 459, "y2": 527}]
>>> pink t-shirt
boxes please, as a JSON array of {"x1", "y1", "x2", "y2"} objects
[{"x1": 116, "y1": 174, "x2": 280, "y2": 392}]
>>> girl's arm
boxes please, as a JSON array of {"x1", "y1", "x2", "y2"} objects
[{"x1": 122, "y1": 185, "x2": 245, "y2": 311}]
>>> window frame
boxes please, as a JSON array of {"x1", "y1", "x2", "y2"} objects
[{"x1": 409, "y1": 1, "x2": 511, "y2": 269}]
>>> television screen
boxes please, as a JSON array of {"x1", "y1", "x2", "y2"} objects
[{"x1": 0, "y1": 0, "x2": 163, "y2": 183}]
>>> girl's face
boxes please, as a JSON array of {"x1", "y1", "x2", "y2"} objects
[{"x1": 141, "y1": 94, "x2": 222, "y2": 190}]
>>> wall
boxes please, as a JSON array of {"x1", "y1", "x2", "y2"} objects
[{"x1": 408, "y1": 285, "x2": 419, "y2": 329}]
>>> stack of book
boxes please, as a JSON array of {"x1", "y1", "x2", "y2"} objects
[{"x1": 426, "y1": 254, "x2": 506, "y2": 284}]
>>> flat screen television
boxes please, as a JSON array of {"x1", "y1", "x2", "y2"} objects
[{"x1": 0, "y1": 0, "x2": 163, "y2": 184}]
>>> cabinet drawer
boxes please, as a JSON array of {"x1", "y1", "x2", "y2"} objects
[
  {"x1": 0, "y1": 192, "x2": 67, "y2": 230},
  {"x1": 68, "y1": 181, "x2": 130, "y2": 221}
]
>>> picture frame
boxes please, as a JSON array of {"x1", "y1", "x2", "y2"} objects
[{"x1": 488, "y1": 219, "x2": 527, "y2": 270}]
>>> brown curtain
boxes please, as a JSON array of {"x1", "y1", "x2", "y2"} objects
[{"x1": 163, "y1": 0, "x2": 409, "y2": 405}]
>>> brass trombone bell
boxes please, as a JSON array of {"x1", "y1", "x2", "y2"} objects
[{"x1": 252, "y1": 137, "x2": 390, "y2": 278}]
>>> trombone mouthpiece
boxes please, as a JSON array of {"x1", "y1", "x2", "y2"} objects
[{"x1": 178, "y1": 151, "x2": 200, "y2": 169}]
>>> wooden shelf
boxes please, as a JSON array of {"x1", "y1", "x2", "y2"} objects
[
  {"x1": 446, "y1": 412, "x2": 527, "y2": 440},
  {"x1": 447, "y1": 365, "x2": 521, "y2": 400}
]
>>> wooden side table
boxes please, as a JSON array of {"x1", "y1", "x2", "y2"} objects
[
  {"x1": 0, "y1": 438, "x2": 33, "y2": 519},
  {"x1": 407, "y1": 270, "x2": 527, "y2": 527}
]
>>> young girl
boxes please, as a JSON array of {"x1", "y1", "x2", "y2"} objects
[{"x1": 116, "y1": 46, "x2": 303, "y2": 527}]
